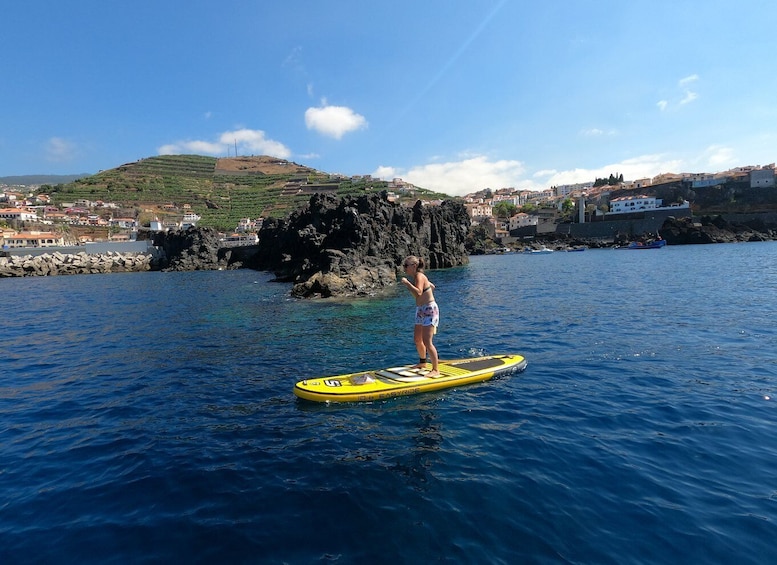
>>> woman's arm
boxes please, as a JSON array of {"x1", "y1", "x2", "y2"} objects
[{"x1": 401, "y1": 273, "x2": 427, "y2": 297}]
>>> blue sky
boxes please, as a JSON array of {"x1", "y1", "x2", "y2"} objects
[{"x1": 2, "y1": 0, "x2": 775, "y2": 196}]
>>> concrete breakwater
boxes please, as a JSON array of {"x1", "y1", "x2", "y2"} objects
[{"x1": 0, "y1": 250, "x2": 159, "y2": 277}]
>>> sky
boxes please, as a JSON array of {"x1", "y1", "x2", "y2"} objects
[{"x1": 2, "y1": 0, "x2": 776, "y2": 196}]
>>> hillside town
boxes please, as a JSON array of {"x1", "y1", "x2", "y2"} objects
[
  {"x1": 0, "y1": 189, "x2": 207, "y2": 249},
  {"x1": 461, "y1": 164, "x2": 775, "y2": 240},
  {"x1": 1, "y1": 163, "x2": 775, "y2": 250}
]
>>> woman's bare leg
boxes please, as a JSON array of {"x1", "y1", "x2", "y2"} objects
[
  {"x1": 422, "y1": 325, "x2": 439, "y2": 376},
  {"x1": 412, "y1": 324, "x2": 427, "y2": 368}
]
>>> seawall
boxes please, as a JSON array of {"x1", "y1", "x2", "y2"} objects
[
  {"x1": 563, "y1": 208, "x2": 693, "y2": 239},
  {"x1": 0, "y1": 250, "x2": 159, "y2": 277}
]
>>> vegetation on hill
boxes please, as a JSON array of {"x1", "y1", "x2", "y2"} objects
[
  {"x1": 593, "y1": 173, "x2": 624, "y2": 187},
  {"x1": 41, "y1": 155, "x2": 450, "y2": 231}
]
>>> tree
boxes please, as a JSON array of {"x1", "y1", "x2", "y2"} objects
[
  {"x1": 593, "y1": 173, "x2": 624, "y2": 187},
  {"x1": 492, "y1": 201, "x2": 517, "y2": 221},
  {"x1": 520, "y1": 202, "x2": 538, "y2": 214}
]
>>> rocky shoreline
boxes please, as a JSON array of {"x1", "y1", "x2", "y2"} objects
[
  {"x1": 2, "y1": 192, "x2": 472, "y2": 298},
  {"x1": 4, "y1": 204, "x2": 777, "y2": 290},
  {"x1": 484, "y1": 214, "x2": 777, "y2": 253}
]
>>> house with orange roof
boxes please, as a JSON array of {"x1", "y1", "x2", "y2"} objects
[
  {"x1": 0, "y1": 208, "x2": 39, "y2": 222},
  {"x1": 2, "y1": 231, "x2": 64, "y2": 248}
]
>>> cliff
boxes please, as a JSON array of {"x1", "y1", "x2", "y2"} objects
[
  {"x1": 151, "y1": 226, "x2": 228, "y2": 271},
  {"x1": 245, "y1": 191, "x2": 470, "y2": 298}
]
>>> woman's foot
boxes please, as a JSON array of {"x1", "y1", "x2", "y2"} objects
[
  {"x1": 426, "y1": 370, "x2": 441, "y2": 377},
  {"x1": 411, "y1": 362, "x2": 427, "y2": 369}
]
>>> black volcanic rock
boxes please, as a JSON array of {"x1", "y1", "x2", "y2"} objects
[
  {"x1": 661, "y1": 215, "x2": 776, "y2": 245},
  {"x1": 246, "y1": 191, "x2": 470, "y2": 298},
  {"x1": 152, "y1": 226, "x2": 227, "y2": 271}
]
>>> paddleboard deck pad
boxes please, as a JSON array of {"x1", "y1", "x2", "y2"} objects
[{"x1": 293, "y1": 354, "x2": 527, "y2": 403}]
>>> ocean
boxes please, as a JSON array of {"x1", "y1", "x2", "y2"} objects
[{"x1": 2, "y1": 242, "x2": 777, "y2": 564}]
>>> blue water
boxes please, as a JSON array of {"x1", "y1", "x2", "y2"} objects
[{"x1": 2, "y1": 243, "x2": 777, "y2": 564}]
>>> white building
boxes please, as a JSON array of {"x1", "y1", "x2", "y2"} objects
[
  {"x1": 181, "y1": 212, "x2": 201, "y2": 229},
  {"x1": 531, "y1": 189, "x2": 555, "y2": 203},
  {"x1": 110, "y1": 218, "x2": 137, "y2": 229},
  {"x1": 2, "y1": 231, "x2": 64, "y2": 248},
  {"x1": 0, "y1": 209, "x2": 39, "y2": 222},
  {"x1": 608, "y1": 196, "x2": 660, "y2": 214},
  {"x1": 220, "y1": 233, "x2": 259, "y2": 247},
  {"x1": 509, "y1": 213, "x2": 538, "y2": 231},
  {"x1": 608, "y1": 196, "x2": 690, "y2": 216},
  {"x1": 751, "y1": 168, "x2": 775, "y2": 188},
  {"x1": 236, "y1": 218, "x2": 263, "y2": 232},
  {"x1": 467, "y1": 203, "x2": 493, "y2": 219},
  {"x1": 491, "y1": 193, "x2": 519, "y2": 205},
  {"x1": 555, "y1": 182, "x2": 594, "y2": 198}
]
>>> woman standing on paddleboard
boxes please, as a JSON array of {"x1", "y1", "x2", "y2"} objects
[{"x1": 401, "y1": 255, "x2": 440, "y2": 377}]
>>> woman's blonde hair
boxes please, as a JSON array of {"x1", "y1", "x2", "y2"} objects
[{"x1": 403, "y1": 255, "x2": 426, "y2": 270}]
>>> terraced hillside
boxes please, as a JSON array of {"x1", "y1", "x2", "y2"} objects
[{"x1": 45, "y1": 155, "x2": 447, "y2": 231}]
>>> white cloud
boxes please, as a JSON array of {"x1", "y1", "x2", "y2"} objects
[
  {"x1": 373, "y1": 148, "x2": 746, "y2": 198},
  {"x1": 374, "y1": 154, "x2": 680, "y2": 196},
  {"x1": 373, "y1": 155, "x2": 525, "y2": 197},
  {"x1": 282, "y1": 46, "x2": 303, "y2": 69},
  {"x1": 158, "y1": 128, "x2": 291, "y2": 158},
  {"x1": 680, "y1": 90, "x2": 698, "y2": 105},
  {"x1": 159, "y1": 140, "x2": 224, "y2": 155},
  {"x1": 219, "y1": 128, "x2": 291, "y2": 156},
  {"x1": 580, "y1": 128, "x2": 618, "y2": 137},
  {"x1": 305, "y1": 103, "x2": 368, "y2": 139},
  {"x1": 45, "y1": 137, "x2": 77, "y2": 163},
  {"x1": 701, "y1": 145, "x2": 735, "y2": 168},
  {"x1": 535, "y1": 154, "x2": 684, "y2": 186},
  {"x1": 373, "y1": 165, "x2": 398, "y2": 180},
  {"x1": 658, "y1": 74, "x2": 700, "y2": 111}
]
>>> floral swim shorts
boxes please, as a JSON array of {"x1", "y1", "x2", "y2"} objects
[{"x1": 414, "y1": 301, "x2": 440, "y2": 328}]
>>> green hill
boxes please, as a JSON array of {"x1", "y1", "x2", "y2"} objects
[{"x1": 42, "y1": 155, "x2": 449, "y2": 231}]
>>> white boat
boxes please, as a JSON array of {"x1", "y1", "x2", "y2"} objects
[{"x1": 530, "y1": 246, "x2": 554, "y2": 254}]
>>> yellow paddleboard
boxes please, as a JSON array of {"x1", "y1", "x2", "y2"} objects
[{"x1": 293, "y1": 354, "x2": 527, "y2": 403}]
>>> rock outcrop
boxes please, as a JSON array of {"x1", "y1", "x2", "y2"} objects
[
  {"x1": 0, "y1": 251, "x2": 155, "y2": 277},
  {"x1": 246, "y1": 191, "x2": 471, "y2": 298},
  {"x1": 661, "y1": 215, "x2": 777, "y2": 245},
  {"x1": 151, "y1": 226, "x2": 229, "y2": 271}
]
